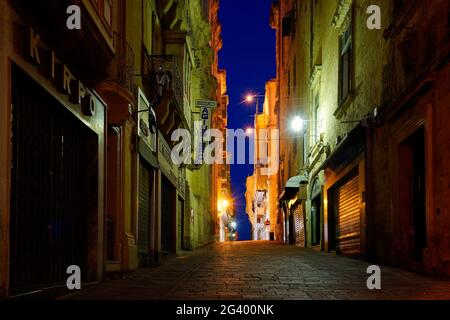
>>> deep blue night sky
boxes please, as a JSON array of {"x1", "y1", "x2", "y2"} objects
[{"x1": 218, "y1": 0, "x2": 276, "y2": 240}]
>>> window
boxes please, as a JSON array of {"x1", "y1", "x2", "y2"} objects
[
  {"x1": 312, "y1": 92, "x2": 320, "y2": 144},
  {"x1": 282, "y1": 13, "x2": 292, "y2": 37},
  {"x1": 394, "y1": 0, "x2": 407, "y2": 18},
  {"x1": 287, "y1": 70, "x2": 291, "y2": 96},
  {"x1": 201, "y1": 0, "x2": 209, "y2": 20},
  {"x1": 292, "y1": 0, "x2": 298, "y2": 36},
  {"x1": 293, "y1": 56, "x2": 297, "y2": 93},
  {"x1": 103, "y1": 0, "x2": 112, "y2": 26},
  {"x1": 338, "y1": 20, "x2": 352, "y2": 105},
  {"x1": 90, "y1": 0, "x2": 113, "y2": 32}
]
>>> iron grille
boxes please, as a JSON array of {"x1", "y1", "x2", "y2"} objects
[{"x1": 10, "y1": 65, "x2": 97, "y2": 294}]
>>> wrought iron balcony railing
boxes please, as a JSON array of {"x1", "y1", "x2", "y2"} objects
[{"x1": 112, "y1": 32, "x2": 137, "y2": 99}]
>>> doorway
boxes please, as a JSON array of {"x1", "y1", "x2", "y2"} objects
[
  {"x1": 329, "y1": 169, "x2": 361, "y2": 255},
  {"x1": 398, "y1": 127, "x2": 427, "y2": 262},
  {"x1": 10, "y1": 65, "x2": 98, "y2": 294},
  {"x1": 161, "y1": 176, "x2": 176, "y2": 252},
  {"x1": 311, "y1": 196, "x2": 321, "y2": 246},
  {"x1": 178, "y1": 196, "x2": 185, "y2": 251},
  {"x1": 138, "y1": 162, "x2": 153, "y2": 267}
]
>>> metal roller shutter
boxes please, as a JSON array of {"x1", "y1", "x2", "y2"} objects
[
  {"x1": 161, "y1": 176, "x2": 175, "y2": 252},
  {"x1": 138, "y1": 163, "x2": 150, "y2": 267},
  {"x1": 335, "y1": 174, "x2": 361, "y2": 255},
  {"x1": 177, "y1": 197, "x2": 185, "y2": 251}
]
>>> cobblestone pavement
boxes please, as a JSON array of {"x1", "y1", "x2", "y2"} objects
[{"x1": 67, "y1": 241, "x2": 450, "y2": 300}]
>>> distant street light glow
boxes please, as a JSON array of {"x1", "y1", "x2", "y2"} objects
[
  {"x1": 231, "y1": 221, "x2": 237, "y2": 229},
  {"x1": 219, "y1": 199, "x2": 229, "y2": 211}
]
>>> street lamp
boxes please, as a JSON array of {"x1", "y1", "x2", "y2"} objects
[
  {"x1": 291, "y1": 116, "x2": 305, "y2": 133},
  {"x1": 244, "y1": 93, "x2": 265, "y2": 241},
  {"x1": 221, "y1": 199, "x2": 229, "y2": 209},
  {"x1": 218, "y1": 199, "x2": 229, "y2": 212}
]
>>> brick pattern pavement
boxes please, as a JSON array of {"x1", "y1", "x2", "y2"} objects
[{"x1": 67, "y1": 241, "x2": 450, "y2": 300}]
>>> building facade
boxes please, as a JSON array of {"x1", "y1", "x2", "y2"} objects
[
  {"x1": 0, "y1": 0, "x2": 110, "y2": 296},
  {"x1": 245, "y1": 80, "x2": 280, "y2": 241},
  {"x1": 0, "y1": 0, "x2": 222, "y2": 298},
  {"x1": 273, "y1": 0, "x2": 450, "y2": 276}
]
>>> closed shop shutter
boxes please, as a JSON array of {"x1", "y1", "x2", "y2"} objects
[
  {"x1": 334, "y1": 174, "x2": 361, "y2": 255},
  {"x1": 161, "y1": 176, "x2": 175, "y2": 252},
  {"x1": 10, "y1": 65, "x2": 96, "y2": 294},
  {"x1": 138, "y1": 162, "x2": 150, "y2": 267},
  {"x1": 293, "y1": 204, "x2": 306, "y2": 247},
  {"x1": 177, "y1": 197, "x2": 185, "y2": 251}
]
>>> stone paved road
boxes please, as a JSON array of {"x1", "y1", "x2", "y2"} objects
[{"x1": 67, "y1": 241, "x2": 450, "y2": 300}]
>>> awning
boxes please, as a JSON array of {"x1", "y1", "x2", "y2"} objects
[
  {"x1": 317, "y1": 123, "x2": 365, "y2": 172},
  {"x1": 279, "y1": 174, "x2": 308, "y2": 201},
  {"x1": 285, "y1": 175, "x2": 308, "y2": 188}
]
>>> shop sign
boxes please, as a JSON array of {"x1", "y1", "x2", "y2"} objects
[{"x1": 27, "y1": 28, "x2": 96, "y2": 116}]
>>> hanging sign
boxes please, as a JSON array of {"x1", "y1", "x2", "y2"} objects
[{"x1": 196, "y1": 100, "x2": 217, "y2": 109}]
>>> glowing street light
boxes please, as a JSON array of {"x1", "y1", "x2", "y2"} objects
[
  {"x1": 291, "y1": 116, "x2": 305, "y2": 133},
  {"x1": 231, "y1": 221, "x2": 237, "y2": 229},
  {"x1": 244, "y1": 93, "x2": 264, "y2": 106},
  {"x1": 218, "y1": 199, "x2": 229, "y2": 212},
  {"x1": 245, "y1": 127, "x2": 254, "y2": 136},
  {"x1": 222, "y1": 199, "x2": 229, "y2": 209}
]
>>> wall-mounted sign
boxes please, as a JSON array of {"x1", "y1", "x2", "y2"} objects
[
  {"x1": 138, "y1": 89, "x2": 156, "y2": 151},
  {"x1": 201, "y1": 107, "x2": 209, "y2": 120},
  {"x1": 196, "y1": 100, "x2": 217, "y2": 109},
  {"x1": 27, "y1": 28, "x2": 95, "y2": 116}
]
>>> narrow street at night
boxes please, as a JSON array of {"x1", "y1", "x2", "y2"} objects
[
  {"x1": 67, "y1": 242, "x2": 450, "y2": 301},
  {"x1": 1, "y1": 0, "x2": 450, "y2": 315}
]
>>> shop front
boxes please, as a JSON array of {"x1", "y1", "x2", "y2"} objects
[
  {"x1": 158, "y1": 132, "x2": 179, "y2": 255},
  {"x1": 279, "y1": 174, "x2": 308, "y2": 246},
  {"x1": 1, "y1": 17, "x2": 107, "y2": 296},
  {"x1": 136, "y1": 90, "x2": 159, "y2": 267},
  {"x1": 321, "y1": 124, "x2": 366, "y2": 256}
]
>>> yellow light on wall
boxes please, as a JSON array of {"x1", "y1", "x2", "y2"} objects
[
  {"x1": 221, "y1": 199, "x2": 229, "y2": 209},
  {"x1": 218, "y1": 199, "x2": 229, "y2": 212}
]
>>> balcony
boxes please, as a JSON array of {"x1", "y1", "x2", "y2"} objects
[
  {"x1": 143, "y1": 54, "x2": 184, "y2": 110},
  {"x1": 143, "y1": 54, "x2": 189, "y2": 144},
  {"x1": 96, "y1": 32, "x2": 136, "y2": 124}
]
